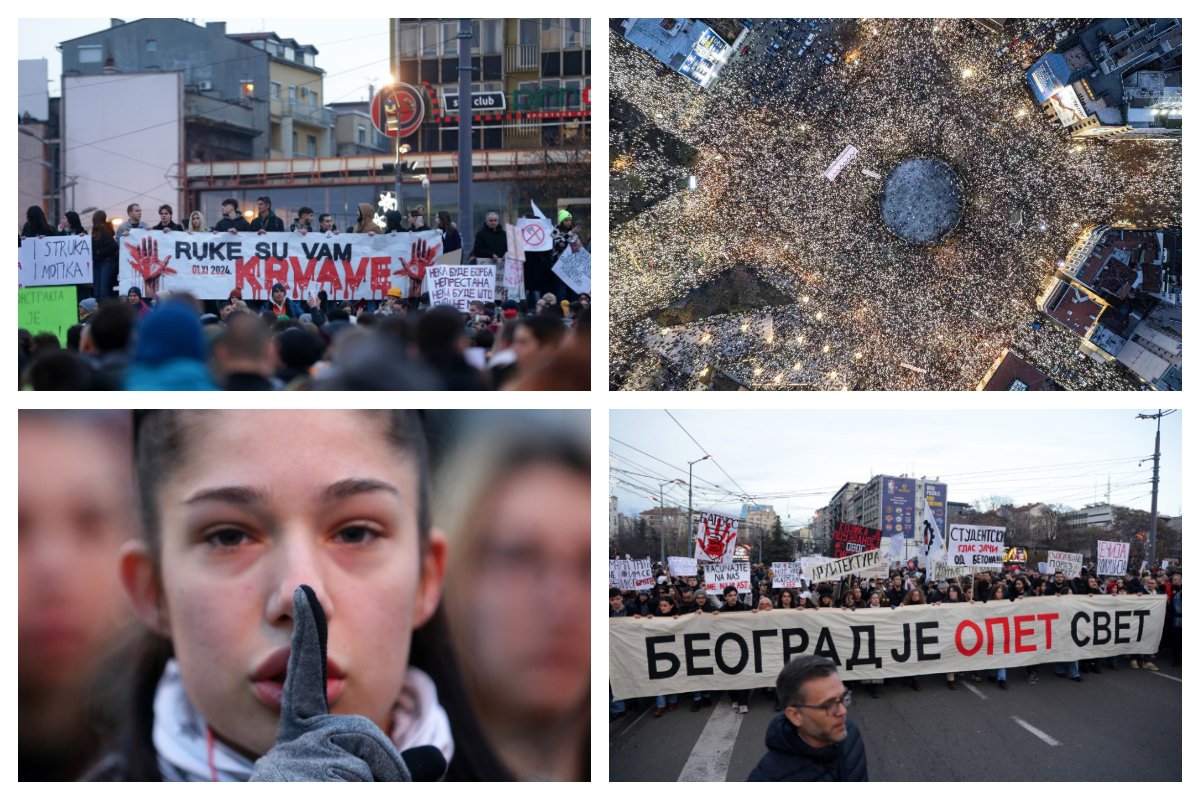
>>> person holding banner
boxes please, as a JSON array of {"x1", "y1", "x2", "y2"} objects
[
  {"x1": 1046, "y1": 572, "x2": 1082, "y2": 682},
  {"x1": 651, "y1": 597, "x2": 681, "y2": 717},
  {"x1": 150, "y1": 204, "x2": 183, "y2": 232},
  {"x1": 91, "y1": 210, "x2": 118, "y2": 300},
  {"x1": 250, "y1": 196, "x2": 285, "y2": 233},
  {"x1": 721, "y1": 587, "x2": 753, "y2": 714},
  {"x1": 982, "y1": 582, "x2": 1010, "y2": 689},
  {"x1": 747, "y1": 656, "x2": 868, "y2": 782}
]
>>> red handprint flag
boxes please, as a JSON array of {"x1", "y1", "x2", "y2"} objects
[{"x1": 693, "y1": 510, "x2": 740, "y2": 563}]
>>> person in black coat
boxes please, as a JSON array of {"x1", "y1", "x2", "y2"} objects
[
  {"x1": 748, "y1": 656, "x2": 868, "y2": 781},
  {"x1": 470, "y1": 211, "x2": 507, "y2": 261}
]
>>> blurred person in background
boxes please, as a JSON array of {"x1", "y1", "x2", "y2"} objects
[
  {"x1": 19, "y1": 411, "x2": 136, "y2": 780},
  {"x1": 436, "y1": 429, "x2": 590, "y2": 780}
]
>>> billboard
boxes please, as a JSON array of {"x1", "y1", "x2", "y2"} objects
[
  {"x1": 923, "y1": 481, "x2": 948, "y2": 541},
  {"x1": 880, "y1": 475, "x2": 916, "y2": 539}
]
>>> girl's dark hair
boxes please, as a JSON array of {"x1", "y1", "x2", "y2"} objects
[
  {"x1": 24, "y1": 205, "x2": 55, "y2": 236},
  {"x1": 65, "y1": 210, "x2": 84, "y2": 233}
]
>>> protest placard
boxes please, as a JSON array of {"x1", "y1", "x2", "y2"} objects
[
  {"x1": 694, "y1": 510, "x2": 739, "y2": 562},
  {"x1": 928, "y1": 560, "x2": 986, "y2": 583},
  {"x1": 19, "y1": 286, "x2": 78, "y2": 346},
  {"x1": 502, "y1": 255, "x2": 524, "y2": 289},
  {"x1": 807, "y1": 549, "x2": 884, "y2": 583},
  {"x1": 516, "y1": 217, "x2": 553, "y2": 252},
  {"x1": 551, "y1": 246, "x2": 591, "y2": 294},
  {"x1": 426, "y1": 262, "x2": 496, "y2": 311},
  {"x1": 832, "y1": 522, "x2": 883, "y2": 559},
  {"x1": 609, "y1": 559, "x2": 655, "y2": 591},
  {"x1": 772, "y1": 562, "x2": 805, "y2": 588},
  {"x1": 1096, "y1": 540, "x2": 1130, "y2": 576},
  {"x1": 117, "y1": 230, "x2": 442, "y2": 300},
  {"x1": 946, "y1": 524, "x2": 1007, "y2": 567},
  {"x1": 18, "y1": 236, "x2": 93, "y2": 287},
  {"x1": 1047, "y1": 550, "x2": 1084, "y2": 578},
  {"x1": 702, "y1": 562, "x2": 751, "y2": 594},
  {"x1": 667, "y1": 556, "x2": 697, "y2": 578},
  {"x1": 800, "y1": 556, "x2": 832, "y2": 579},
  {"x1": 610, "y1": 595, "x2": 1165, "y2": 698}
]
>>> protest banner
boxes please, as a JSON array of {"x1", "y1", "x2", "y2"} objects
[
  {"x1": 946, "y1": 524, "x2": 1007, "y2": 567},
  {"x1": 117, "y1": 229, "x2": 442, "y2": 300},
  {"x1": 503, "y1": 255, "x2": 524, "y2": 289},
  {"x1": 18, "y1": 236, "x2": 93, "y2": 287},
  {"x1": 1096, "y1": 540, "x2": 1130, "y2": 576},
  {"x1": 1047, "y1": 550, "x2": 1084, "y2": 578},
  {"x1": 772, "y1": 562, "x2": 805, "y2": 589},
  {"x1": 919, "y1": 502, "x2": 945, "y2": 563},
  {"x1": 800, "y1": 556, "x2": 832, "y2": 579},
  {"x1": 426, "y1": 262, "x2": 496, "y2": 311},
  {"x1": 694, "y1": 510, "x2": 739, "y2": 562},
  {"x1": 807, "y1": 549, "x2": 884, "y2": 584},
  {"x1": 609, "y1": 595, "x2": 1165, "y2": 698},
  {"x1": 1038, "y1": 562, "x2": 1049, "y2": 574},
  {"x1": 832, "y1": 522, "x2": 882, "y2": 559},
  {"x1": 19, "y1": 286, "x2": 78, "y2": 346},
  {"x1": 551, "y1": 246, "x2": 591, "y2": 294},
  {"x1": 702, "y1": 562, "x2": 751, "y2": 594},
  {"x1": 516, "y1": 217, "x2": 553, "y2": 252},
  {"x1": 667, "y1": 556, "x2": 698, "y2": 578},
  {"x1": 610, "y1": 558, "x2": 655, "y2": 591},
  {"x1": 928, "y1": 560, "x2": 986, "y2": 583}
]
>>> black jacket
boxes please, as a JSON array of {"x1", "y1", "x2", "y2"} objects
[
  {"x1": 250, "y1": 212, "x2": 285, "y2": 232},
  {"x1": 471, "y1": 226, "x2": 507, "y2": 260},
  {"x1": 747, "y1": 714, "x2": 868, "y2": 782}
]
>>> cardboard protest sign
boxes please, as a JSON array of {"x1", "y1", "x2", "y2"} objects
[
  {"x1": 800, "y1": 556, "x2": 832, "y2": 579},
  {"x1": 18, "y1": 235, "x2": 93, "y2": 287},
  {"x1": 946, "y1": 524, "x2": 1007, "y2": 567},
  {"x1": 832, "y1": 523, "x2": 882, "y2": 559},
  {"x1": 667, "y1": 556, "x2": 698, "y2": 578},
  {"x1": 19, "y1": 286, "x2": 78, "y2": 347},
  {"x1": 610, "y1": 595, "x2": 1166, "y2": 698},
  {"x1": 1047, "y1": 550, "x2": 1084, "y2": 578},
  {"x1": 551, "y1": 246, "x2": 591, "y2": 294},
  {"x1": 1096, "y1": 540, "x2": 1130, "y2": 577},
  {"x1": 807, "y1": 549, "x2": 884, "y2": 584},
  {"x1": 426, "y1": 262, "x2": 496, "y2": 311},
  {"x1": 772, "y1": 562, "x2": 805, "y2": 588},
  {"x1": 118, "y1": 230, "x2": 442, "y2": 300},
  {"x1": 516, "y1": 217, "x2": 553, "y2": 252},
  {"x1": 693, "y1": 510, "x2": 739, "y2": 563},
  {"x1": 609, "y1": 559, "x2": 655, "y2": 591},
  {"x1": 503, "y1": 255, "x2": 524, "y2": 289},
  {"x1": 702, "y1": 562, "x2": 751, "y2": 594}
]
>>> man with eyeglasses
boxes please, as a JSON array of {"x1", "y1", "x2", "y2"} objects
[{"x1": 748, "y1": 655, "x2": 868, "y2": 781}]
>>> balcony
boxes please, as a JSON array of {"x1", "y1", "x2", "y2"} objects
[
  {"x1": 505, "y1": 43, "x2": 540, "y2": 71},
  {"x1": 185, "y1": 92, "x2": 257, "y2": 133},
  {"x1": 270, "y1": 99, "x2": 334, "y2": 127}
]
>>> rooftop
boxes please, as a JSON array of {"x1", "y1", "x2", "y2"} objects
[
  {"x1": 1044, "y1": 280, "x2": 1103, "y2": 337},
  {"x1": 619, "y1": 18, "x2": 732, "y2": 88},
  {"x1": 979, "y1": 349, "x2": 1054, "y2": 391}
]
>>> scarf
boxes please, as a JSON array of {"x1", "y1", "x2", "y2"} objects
[{"x1": 152, "y1": 659, "x2": 453, "y2": 781}]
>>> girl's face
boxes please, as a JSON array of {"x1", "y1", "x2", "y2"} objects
[
  {"x1": 124, "y1": 411, "x2": 443, "y2": 757},
  {"x1": 458, "y1": 464, "x2": 589, "y2": 721},
  {"x1": 658, "y1": 599, "x2": 672, "y2": 615}
]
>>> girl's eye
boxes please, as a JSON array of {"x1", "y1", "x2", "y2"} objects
[
  {"x1": 335, "y1": 525, "x2": 379, "y2": 545},
  {"x1": 207, "y1": 528, "x2": 249, "y2": 549}
]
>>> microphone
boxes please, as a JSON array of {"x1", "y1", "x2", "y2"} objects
[{"x1": 400, "y1": 745, "x2": 448, "y2": 781}]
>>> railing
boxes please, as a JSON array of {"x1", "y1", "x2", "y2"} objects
[
  {"x1": 270, "y1": 99, "x2": 335, "y2": 126},
  {"x1": 184, "y1": 93, "x2": 256, "y2": 131},
  {"x1": 505, "y1": 43, "x2": 540, "y2": 70}
]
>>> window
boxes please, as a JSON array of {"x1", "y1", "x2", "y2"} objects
[
  {"x1": 400, "y1": 25, "x2": 420, "y2": 57},
  {"x1": 564, "y1": 79, "x2": 583, "y2": 109},
  {"x1": 292, "y1": 131, "x2": 298, "y2": 154},
  {"x1": 252, "y1": 40, "x2": 265, "y2": 50},
  {"x1": 288, "y1": 86, "x2": 297, "y2": 103},
  {"x1": 240, "y1": 80, "x2": 255, "y2": 99},
  {"x1": 519, "y1": 19, "x2": 538, "y2": 46},
  {"x1": 565, "y1": 19, "x2": 584, "y2": 49},
  {"x1": 146, "y1": 39, "x2": 157, "y2": 52},
  {"x1": 284, "y1": 46, "x2": 295, "y2": 61},
  {"x1": 271, "y1": 82, "x2": 281, "y2": 100},
  {"x1": 481, "y1": 20, "x2": 501, "y2": 54},
  {"x1": 357, "y1": 124, "x2": 366, "y2": 145},
  {"x1": 541, "y1": 19, "x2": 563, "y2": 50},
  {"x1": 307, "y1": 135, "x2": 317, "y2": 157},
  {"x1": 309, "y1": 90, "x2": 318, "y2": 107},
  {"x1": 78, "y1": 45, "x2": 102, "y2": 64},
  {"x1": 422, "y1": 22, "x2": 439, "y2": 56}
]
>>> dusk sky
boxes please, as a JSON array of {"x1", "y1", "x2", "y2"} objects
[{"x1": 611, "y1": 410, "x2": 1182, "y2": 526}]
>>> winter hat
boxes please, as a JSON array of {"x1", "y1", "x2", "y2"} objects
[
  {"x1": 277, "y1": 327, "x2": 325, "y2": 370},
  {"x1": 555, "y1": 209, "x2": 572, "y2": 224},
  {"x1": 132, "y1": 302, "x2": 206, "y2": 365},
  {"x1": 78, "y1": 297, "x2": 98, "y2": 314}
]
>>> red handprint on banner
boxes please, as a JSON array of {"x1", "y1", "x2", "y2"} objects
[
  {"x1": 126, "y1": 236, "x2": 177, "y2": 297},
  {"x1": 398, "y1": 238, "x2": 441, "y2": 298},
  {"x1": 696, "y1": 518, "x2": 737, "y2": 561}
]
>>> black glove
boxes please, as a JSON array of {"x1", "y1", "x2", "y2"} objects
[{"x1": 250, "y1": 585, "x2": 413, "y2": 781}]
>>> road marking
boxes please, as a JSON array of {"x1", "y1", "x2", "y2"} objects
[
  {"x1": 1147, "y1": 670, "x2": 1182, "y2": 684},
  {"x1": 1012, "y1": 716, "x2": 1060, "y2": 746},
  {"x1": 612, "y1": 704, "x2": 654, "y2": 742},
  {"x1": 964, "y1": 683, "x2": 987, "y2": 700},
  {"x1": 677, "y1": 700, "x2": 745, "y2": 781}
]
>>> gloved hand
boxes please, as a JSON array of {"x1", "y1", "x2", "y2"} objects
[{"x1": 250, "y1": 585, "x2": 413, "y2": 782}]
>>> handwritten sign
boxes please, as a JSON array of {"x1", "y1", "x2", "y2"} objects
[
  {"x1": 1047, "y1": 550, "x2": 1084, "y2": 578},
  {"x1": 551, "y1": 246, "x2": 591, "y2": 294},
  {"x1": 19, "y1": 286, "x2": 78, "y2": 346},
  {"x1": 426, "y1": 262, "x2": 496, "y2": 311},
  {"x1": 667, "y1": 556, "x2": 698, "y2": 578},
  {"x1": 702, "y1": 562, "x2": 751, "y2": 594},
  {"x1": 946, "y1": 524, "x2": 1007, "y2": 567},
  {"x1": 1096, "y1": 540, "x2": 1130, "y2": 577},
  {"x1": 18, "y1": 236, "x2": 93, "y2": 287},
  {"x1": 772, "y1": 562, "x2": 805, "y2": 588},
  {"x1": 610, "y1": 559, "x2": 655, "y2": 591}
]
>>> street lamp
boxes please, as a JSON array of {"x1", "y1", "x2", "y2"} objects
[
  {"x1": 687, "y1": 455, "x2": 712, "y2": 557},
  {"x1": 656, "y1": 478, "x2": 685, "y2": 563}
]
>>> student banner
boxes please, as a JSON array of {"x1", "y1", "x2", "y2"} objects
[
  {"x1": 832, "y1": 522, "x2": 882, "y2": 559},
  {"x1": 668, "y1": 556, "x2": 698, "y2": 578},
  {"x1": 117, "y1": 229, "x2": 442, "y2": 300},
  {"x1": 18, "y1": 236, "x2": 93, "y2": 287},
  {"x1": 610, "y1": 595, "x2": 1165, "y2": 698},
  {"x1": 703, "y1": 562, "x2": 751, "y2": 594},
  {"x1": 1096, "y1": 541, "x2": 1130, "y2": 577},
  {"x1": 1047, "y1": 550, "x2": 1084, "y2": 578},
  {"x1": 610, "y1": 559, "x2": 655, "y2": 591},
  {"x1": 772, "y1": 562, "x2": 805, "y2": 589},
  {"x1": 807, "y1": 549, "x2": 884, "y2": 584},
  {"x1": 946, "y1": 524, "x2": 1007, "y2": 567}
]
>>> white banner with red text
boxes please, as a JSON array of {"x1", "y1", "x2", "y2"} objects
[
  {"x1": 609, "y1": 595, "x2": 1165, "y2": 698},
  {"x1": 117, "y1": 229, "x2": 443, "y2": 300}
]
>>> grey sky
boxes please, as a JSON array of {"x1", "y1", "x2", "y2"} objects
[
  {"x1": 18, "y1": 18, "x2": 393, "y2": 104},
  {"x1": 610, "y1": 410, "x2": 1182, "y2": 525}
]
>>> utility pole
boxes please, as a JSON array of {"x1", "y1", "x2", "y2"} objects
[
  {"x1": 1136, "y1": 410, "x2": 1173, "y2": 568},
  {"x1": 457, "y1": 19, "x2": 474, "y2": 256},
  {"x1": 687, "y1": 455, "x2": 711, "y2": 558},
  {"x1": 656, "y1": 478, "x2": 684, "y2": 563}
]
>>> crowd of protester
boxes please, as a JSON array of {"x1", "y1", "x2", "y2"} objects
[
  {"x1": 608, "y1": 19, "x2": 1180, "y2": 390},
  {"x1": 19, "y1": 199, "x2": 590, "y2": 391},
  {"x1": 610, "y1": 558, "x2": 1182, "y2": 717}
]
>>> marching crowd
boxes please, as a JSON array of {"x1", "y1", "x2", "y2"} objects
[
  {"x1": 610, "y1": 559, "x2": 1182, "y2": 716},
  {"x1": 19, "y1": 200, "x2": 590, "y2": 391}
]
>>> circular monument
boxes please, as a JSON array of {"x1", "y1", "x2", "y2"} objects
[{"x1": 880, "y1": 157, "x2": 964, "y2": 244}]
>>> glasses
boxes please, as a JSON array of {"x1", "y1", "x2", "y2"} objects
[{"x1": 791, "y1": 690, "x2": 852, "y2": 715}]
